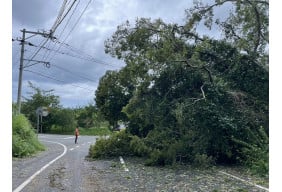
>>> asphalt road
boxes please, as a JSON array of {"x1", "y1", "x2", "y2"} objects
[
  {"x1": 12, "y1": 134, "x2": 98, "y2": 192},
  {"x1": 12, "y1": 134, "x2": 269, "y2": 192}
]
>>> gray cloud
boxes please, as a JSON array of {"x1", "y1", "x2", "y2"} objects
[{"x1": 13, "y1": 0, "x2": 222, "y2": 107}]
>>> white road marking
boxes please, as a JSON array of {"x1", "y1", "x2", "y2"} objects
[
  {"x1": 69, "y1": 148, "x2": 74, "y2": 151},
  {"x1": 13, "y1": 140, "x2": 67, "y2": 192},
  {"x1": 76, "y1": 145, "x2": 79, "y2": 148},
  {"x1": 119, "y1": 156, "x2": 129, "y2": 172},
  {"x1": 219, "y1": 171, "x2": 269, "y2": 191}
]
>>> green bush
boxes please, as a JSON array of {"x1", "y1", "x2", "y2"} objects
[
  {"x1": 129, "y1": 135, "x2": 151, "y2": 156},
  {"x1": 12, "y1": 114, "x2": 45, "y2": 157},
  {"x1": 88, "y1": 130, "x2": 132, "y2": 158},
  {"x1": 232, "y1": 126, "x2": 268, "y2": 177}
]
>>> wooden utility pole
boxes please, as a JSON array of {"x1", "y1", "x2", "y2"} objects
[{"x1": 16, "y1": 29, "x2": 26, "y2": 114}]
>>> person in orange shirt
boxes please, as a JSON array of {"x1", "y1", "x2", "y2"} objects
[{"x1": 75, "y1": 127, "x2": 79, "y2": 144}]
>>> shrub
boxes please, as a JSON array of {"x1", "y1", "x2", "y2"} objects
[
  {"x1": 232, "y1": 126, "x2": 268, "y2": 177},
  {"x1": 88, "y1": 130, "x2": 132, "y2": 158},
  {"x1": 129, "y1": 135, "x2": 151, "y2": 156},
  {"x1": 12, "y1": 114, "x2": 45, "y2": 157}
]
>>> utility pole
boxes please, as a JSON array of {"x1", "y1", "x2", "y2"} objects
[
  {"x1": 17, "y1": 29, "x2": 26, "y2": 114},
  {"x1": 16, "y1": 29, "x2": 54, "y2": 114}
]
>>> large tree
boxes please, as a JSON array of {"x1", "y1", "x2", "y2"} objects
[{"x1": 98, "y1": 0, "x2": 268, "y2": 171}]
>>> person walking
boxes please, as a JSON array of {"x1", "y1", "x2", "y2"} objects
[{"x1": 75, "y1": 127, "x2": 79, "y2": 144}]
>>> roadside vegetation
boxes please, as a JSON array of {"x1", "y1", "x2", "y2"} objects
[
  {"x1": 13, "y1": 81, "x2": 111, "y2": 135},
  {"x1": 12, "y1": 113, "x2": 45, "y2": 158},
  {"x1": 90, "y1": 0, "x2": 269, "y2": 179}
]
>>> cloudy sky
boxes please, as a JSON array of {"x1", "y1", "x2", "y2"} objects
[
  {"x1": 11, "y1": 0, "x2": 191, "y2": 108},
  {"x1": 12, "y1": 0, "x2": 228, "y2": 108}
]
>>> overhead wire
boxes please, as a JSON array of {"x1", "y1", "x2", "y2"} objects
[
  {"x1": 25, "y1": 38, "x2": 50, "y2": 66},
  {"x1": 18, "y1": 38, "x2": 117, "y2": 68},
  {"x1": 36, "y1": 0, "x2": 93, "y2": 66},
  {"x1": 56, "y1": 41, "x2": 117, "y2": 67},
  {"x1": 15, "y1": 0, "x2": 108, "y2": 94},
  {"x1": 25, "y1": 0, "x2": 79, "y2": 68},
  {"x1": 41, "y1": 0, "x2": 81, "y2": 62},
  {"x1": 61, "y1": 0, "x2": 92, "y2": 43},
  {"x1": 51, "y1": 0, "x2": 69, "y2": 32},
  {"x1": 22, "y1": 49, "x2": 99, "y2": 83},
  {"x1": 16, "y1": 40, "x2": 115, "y2": 85},
  {"x1": 24, "y1": 69, "x2": 95, "y2": 92},
  {"x1": 52, "y1": 0, "x2": 78, "y2": 33},
  {"x1": 43, "y1": 0, "x2": 92, "y2": 64},
  {"x1": 51, "y1": 63, "x2": 98, "y2": 83}
]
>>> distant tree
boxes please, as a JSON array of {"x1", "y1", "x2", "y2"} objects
[
  {"x1": 51, "y1": 108, "x2": 76, "y2": 133},
  {"x1": 76, "y1": 105, "x2": 97, "y2": 128},
  {"x1": 21, "y1": 81, "x2": 61, "y2": 132}
]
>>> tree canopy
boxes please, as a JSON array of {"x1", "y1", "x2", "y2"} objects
[{"x1": 93, "y1": 0, "x2": 268, "y2": 174}]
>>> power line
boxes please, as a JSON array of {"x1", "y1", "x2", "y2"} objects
[
  {"x1": 57, "y1": 40, "x2": 117, "y2": 67},
  {"x1": 25, "y1": 37, "x2": 50, "y2": 67},
  {"x1": 62, "y1": 0, "x2": 92, "y2": 43},
  {"x1": 19, "y1": 49, "x2": 100, "y2": 83},
  {"x1": 51, "y1": 63, "x2": 98, "y2": 83},
  {"x1": 43, "y1": 0, "x2": 81, "y2": 62},
  {"x1": 14, "y1": 0, "x2": 88, "y2": 112},
  {"x1": 17, "y1": 38, "x2": 117, "y2": 68},
  {"x1": 52, "y1": 0, "x2": 78, "y2": 33},
  {"x1": 24, "y1": 69, "x2": 95, "y2": 92}
]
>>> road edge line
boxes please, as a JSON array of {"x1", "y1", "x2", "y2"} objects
[
  {"x1": 13, "y1": 140, "x2": 67, "y2": 192},
  {"x1": 119, "y1": 156, "x2": 129, "y2": 172},
  {"x1": 219, "y1": 171, "x2": 269, "y2": 191}
]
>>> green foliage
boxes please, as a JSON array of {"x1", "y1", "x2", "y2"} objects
[
  {"x1": 129, "y1": 135, "x2": 151, "y2": 157},
  {"x1": 88, "y1": 130, "x2": 132, "y2": 158},
  {"x1": 79, "y1": 127, "x2": 112, "y2": 136},
  {"x1": 95, "y1": 70, "x2": 131, "y2": 128},
  {"x1": 185, "y1": 0, "x2": 268, "y2": 57},
  {"x1": 96, "y1": 0, "x2": 268, "y2": 173},
  {"x1": 50, "y1": 108, "x2": 77, "y2": 133},
  {"x1": 12, "y1": 114, "x2": 45, "y2": 157},
  {"x1": 21, "y1": 82, "x2": 61, "y2": 133},
  {"x1": 75, "y1": 105, "x2": 99, "y2": 128},
  {"x1": 232, "y1": 126, "x2": 269, "y2": 177}
]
